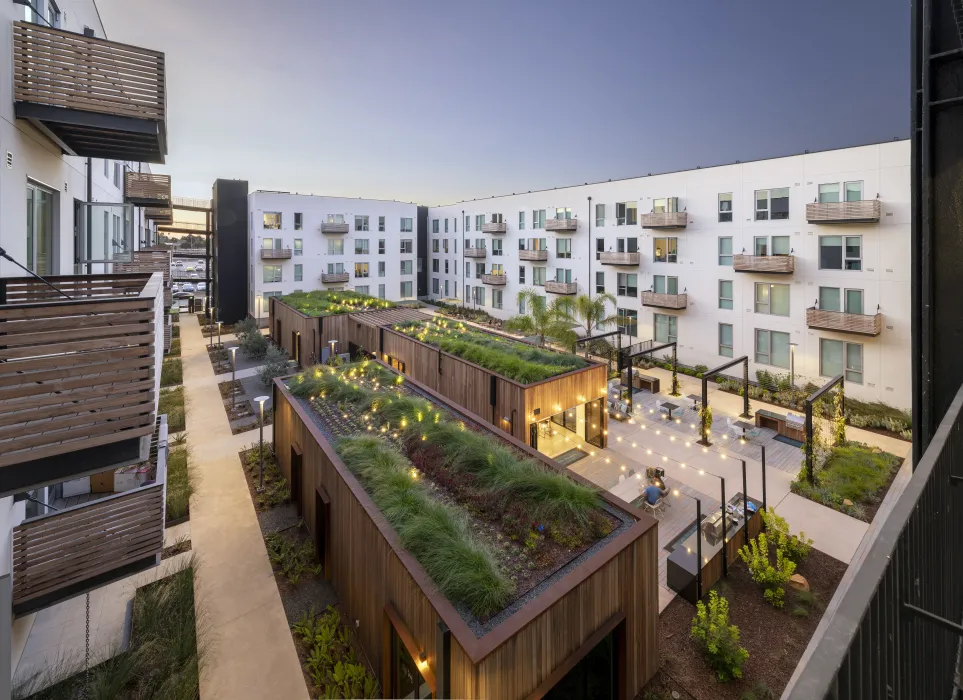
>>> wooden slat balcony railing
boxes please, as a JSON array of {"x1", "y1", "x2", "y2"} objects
[
  {"x1": 732, "y1": 254, "x2": 795, "y2": 274},
  {"x1": 482, "y1": 221, "x2": 507, "y2": 233},
  {"x1": 519, "y1": 249, "x2": 548, "y2": 261},
  {"x1": 545, "y1": 218, "x2": 578, "y2": 232},
  {"x1": 0, "y1": 273, "x2": 164, "y2": 495},
  {"x1": 321, "y1": 272, "x2": 350, "y2": 283},
  {"x1": 641, "y1": 212, "x2": 688, "y2": 229},
  {"x1": 124, "y1": 172, "x2": 171, "y2": 206},
  {"x1": 641, "y1": 291, "x2": 688, "y2": 310},
  {"x1": 806, "y1": 200, "x2": 881, "y2": 224},
  {"x1": 806, "y1": 307, "x2": 883, "y2": 336},
  {"x1": 464, "y1": 247, "x2": 487, "y2": 258},
  {"x1": 13, "y1": 21, "x2": 167, "y2": 163},
  {"x1": 11, "y1": 417, "x2": 168, "y2": 616},
  {"x1": 599, "y1": 251, "x2": 641, "y2": 266},
  {"x1": 144, "y1": 207, "x2": 173, "y2": 225},
  {"x1": 320, "y1": 222, "x2": 349, "y2": 234},
  {"x1": 113, "y1": 249, "x2": 172, "y2": 288},
  {"x1": 544, "y1": 281, "x2": 578, "y2": 294},
  {"x1": 260, "y1": 248, "x2": 293, "y2": 260},
  {"x1": 481, "y1": 273, "x2": 507, "y2": 286}
]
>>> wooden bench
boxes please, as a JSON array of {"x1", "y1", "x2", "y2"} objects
[{"x1": 607, "y1": 400, "x2": 631, "y2": 421}]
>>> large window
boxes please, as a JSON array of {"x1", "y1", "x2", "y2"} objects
[
  {"x1": 519, "y1": 265, "x2": 526, "y2": 283},
  {"x1": 555, "y1": 268, "x2": 573, "y2": 283},
  {"x1": 354, "y1": 262, "x2": 369, "y2": 278},
  {"x1": 819, "y1": 287, "x2": 864, "y2": 314},
  {"x1": 326, "y1": 262, "x2": 345, "y2": 274},
  {"x1": 755, "y1": 188, "x2": 790, "y2": 220},
  {"x1": 355, "y1": 285, "x2": 369, "y2": 295},
  {"x1": 654, "y1": 314, "x2": 677, "y2": 344},
  {"x1": 431, "y1": 219, "x2": 439, "y2": 234},
  {"x1": 379, "y1": 216, "x2": 386, "y2": 232},
  {"x1": 492, "y1": 289, "x2": 503, "y2": 310},
  {"x1": 596, "y1": 238, "x2": 604, "y2": 260},
  {"x1": 719, "y1": 280, "x2": 733, "y2": 309},
  {"x1": 475, "y1": 214, "x2": 485, "y2": 231},
  {"x1": 818, "y1": 181, "x2": 863, "y2": 203},
  {"x1": 616, "y1": 201, "x2": 637, "y2": 226},
  {"x1": 400, "y1": 260, "x2": 413, "y2": 275},
  {"x1": 652, "y1": 275, "x2": 678, "y2": 294},
  {"x1": 754, "y1": 235, "x2": 791, "y2": 256},
  {"x1": 595, "y1": 203, "x2": 605, "y2": 226},
  {"x1": 519, "y1": 211, "x2": 526, "y2": 230},
  {"x1": 294, "y1": 213, "x2": 303, "y2": 230},
  {"x1": 819, "y1": 236, "x2": 862, "y2": 270},
  {"x1": 554, "y1": 207, "x2": 572, "y2": 220},
  {"x1": 25, "y1": 182, "x2": 53, "y2": 274},
  {"x1": 596, "y1": 271, "x2": 605, "y2": 294},
  {"x1": 491, "y1": 239, "x2": 502, "y2": 256},
  {"x1": 400, "y1": 239, "x2": 413, "y2": 254},
  {"x1": 432, "y1": 259, "x2": 439, "y2": 273},
  {"x1": 719, "y1": 323, "x2": 734, "y2": 357},
  {"x1": 473, "y1": 286, "x2": 485, "y2": 306},
  {"x1": 754, "y1": 282, "x2": 790, "y2": 316},
  {"x1": 652, "y1": 197, "x2": 679, "y2": 213},
  {"x1": 355, "y1": 215, "x2": 369, "y2": 232},
  {"x1": 556, "y1": 238, "x2": 572, "y2": 259},
  {"x1": 263, "y1": 212, "x2": 281, "y2": 229},
  {"x1": 532, "y1": 209, "x2": 546, "y2": 229},
  {"x1": 718, "y1": 193, "x2": 733, "y2": 222},
  {"x1": 293, "y1": 238, "x2": 303, "y2": 256},
  {"x1": 355, "y1": 239, "x2": 369, "y2": 255},
  {"x1": 618, "y1": 308, "x2": 638, "y2": 337},
  {"x1": 617, "y1": 237, "x2": 638, "y2": 253},
  {"x1": 380, "y1": 284, "x2": 387, "y2": 299},
  {"x1": 755, "y1": 329, "x2": 791, "y2": 368},
  {"x1": 401, "y1": 281, "x2": 413, "y2": 298},
  {"x1": 653, "y1": 237, "x2": 678, "y2": 263},
  {"x1": 820, "y1": 338, "x2": 863, "y2": 384},
  {"x1": 432, "y1": 239, "x2": 439, "y2": 253},
  {"x1": 378, "y1": 261, "x2": 386, "y2": 277},
  {"x1": 617, "y1": 273, "x2": 637, "y2": 297},
  {"x1": 533, "y1": 266, "x2": 547, "y2": 286},
  {"x1": 326, "y1": 214, "x2": 345, "y2": 224},
  {"x1": 263, "y1": 265, "x2": 282, "y2": 283},
  {"x1": 718, "y1": 237, "x2": 733, "y2": 265},
  {"x1": 294, "y1": 264, "x2": 303, "y2": 282}
]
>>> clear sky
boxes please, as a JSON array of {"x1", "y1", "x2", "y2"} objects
[{"x1": 97, "y1": 0, "x2": 910, "y2": 205}]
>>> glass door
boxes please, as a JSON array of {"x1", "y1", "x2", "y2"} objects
[
  {"x1": 26, "y1": 183, "x2": 54, "y2": 275},
  {"x1": 584, "y1": 398, "x2": 605, "y2": 448},
  {"x1": 390, "y1": 625, "x2": 431, "y2": 698}
]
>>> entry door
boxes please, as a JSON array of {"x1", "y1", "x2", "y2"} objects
[
  {"x1": 26, "y1": 183, "x2": 54, "y2": 275},
  {"x1": 292, "y1": 331, "x2": 300, "y2": 364},
  {"x1": 290, "y1": 446, "x2": 303, "y2": 517},
  {"x1": 315, "y1": 488, "x2": 330, "y2": 579}
]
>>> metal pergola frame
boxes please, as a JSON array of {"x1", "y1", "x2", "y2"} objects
[
  {"x1": 700, "y1": 357, "x2": 751, "y2": 446},
  {"x1": 803, "y1": 373, "x2": 844, "y2": 485},
  {"x1": 618, "y1": 340, "x2": 677, "y2": 412}
]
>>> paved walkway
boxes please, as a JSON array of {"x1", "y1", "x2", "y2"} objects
[{"x1": 180, "y1": 314, "x2": 309, "y2": 700}]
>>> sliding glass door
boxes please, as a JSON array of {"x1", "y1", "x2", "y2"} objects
[{"x1": 26, "y1": 183, "x2": 54, "y2": 275}]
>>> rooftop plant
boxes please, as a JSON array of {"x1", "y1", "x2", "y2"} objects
[
  {"x1": 279, "y1": 290, "x2": 394, "y2": 316},
  {"x1": 393, "y1": 318, "x2": 587, "y2": 384}
]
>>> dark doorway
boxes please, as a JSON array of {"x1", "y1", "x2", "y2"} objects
[
  {"x1": 275, "y1": 320, "x2": 281, "y2": 345},
  {"x1": 290, "y1": 446, "x2": 302, "y2": 517},
  {"x1": 292, "y1": 331, "x2": 301, "y2": 364},
  {"x1": 530, "y1": 422, "x2": 538, "y2": 449},
  {"x1": 544, "y1": 628, "x2": 618, "y2": 700},
  {"x1": 584, "y1": 398, "x2": 606, "y2": 448},
  {"x1": 389, "y1": 622, "x2": 432, "y2": 699},
  {"x1": 315, "y1": 487, "x2": 330, "y2": 579}
]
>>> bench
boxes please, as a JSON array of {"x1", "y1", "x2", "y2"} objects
[{"x1": 607, "y1": 400, "x2": 631, "y2": 421}]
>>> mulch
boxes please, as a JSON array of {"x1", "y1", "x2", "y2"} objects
[
  {"x1": 161, "y1": 539, "x2": 192, "y2": 560},
  {"x1": 645, "y1": 548, "x2": 847, "y2": 700}
]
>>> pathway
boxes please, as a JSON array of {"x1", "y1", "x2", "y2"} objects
[{"x1": 180, "y1": 314, "x2": 309, "y2": 700}]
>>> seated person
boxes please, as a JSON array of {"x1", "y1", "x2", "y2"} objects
[{"x1": 643, "y1": 482, "x2": 668, "y2": 505}]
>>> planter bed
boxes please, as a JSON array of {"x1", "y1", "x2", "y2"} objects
[
  {"x1": 162, "y1": 538, "x2": 192, "y2": 560},
  {"x1": 280, "y1": 289, "x2": 394, "y2": 316},
  {"x1": 161, "y1": 357, "x2": 183, "y2": 387},
  {"x1": 159, "y1": 386, "x2": 186, "y2": 433},
  {"x1": 166, "y1": 441, "x2": 194, "y2": 525}
]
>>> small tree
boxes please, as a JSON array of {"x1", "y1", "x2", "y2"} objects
[
  {"x1": 832, "y1": 387, "x2": 846, "y2": 445},
  {"x1": 739, "y1": 532, "x2": 796, "y2": 608},
  {"x1": 259, "y1": 345, "x2": 291, "y2": 388},
  {"x1": 670, "y1": 359, "x2": 681, "y2": 396},
  {"x1": 690, "y1": 590, "x2": 749, "y2": 681},
  {"x1": 761, "y1": 508, "x2": 813, "y2": 563},
  {"x1": 240, "y1": 326, "x2": 269, "y2": 360},
  {"x1": 699, "y1": 404, "x2": 713, "y2": 442}
]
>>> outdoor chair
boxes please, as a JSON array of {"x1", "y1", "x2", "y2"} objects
[
  {"x1": 726, "y1": 416, "x2": 745, "y2": 439},
  {"x1": 642, "y1": 496, "x2": 666, "y2": 518}
]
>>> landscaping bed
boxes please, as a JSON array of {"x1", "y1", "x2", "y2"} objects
[
  {"x1": 292, "y1": 605, "x2": 379, "y2": 699},
  {"x1": 159, "y1": 386, "x2": 186, "y2": 433},
  {"x1": 161, "y1": 357, "x2": 182, "y2": 388},
  {"x1": 162, "y1": 537, "x2": 192, "y2": 560},
  {"x1": 220, "y1": 376, "x2": 274, "y2": 435},
  {"x1": 279, "y1": 289, "x2": 394, "y2": 316},
  {"x1": 434, "y1": 300, "x2": 504, "y2": 327},
  {"x1": 168, "y1": 338, "x2": 181, "y2": 357},
  {"x1": 166, "y1": 437, "x2": 194, "y2": 526}
]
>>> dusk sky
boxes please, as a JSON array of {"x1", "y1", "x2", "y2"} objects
[{"x1": 97, "y1": 0, "x2": 910, "y2": 205}]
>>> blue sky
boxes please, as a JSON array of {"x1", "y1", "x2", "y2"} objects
[{"x1": 98, "y1": 0, "x2": 910, "y2": 204}]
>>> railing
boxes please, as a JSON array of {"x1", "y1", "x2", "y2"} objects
[
  {"x1": 145, "y1": 207, "x2": 173, "y2": 225},
  {"x1": 806, "y1": 200, "x2": 881, "y2": 224},
  {"x1": 11, "y1": 416, "x2": 168, "y2": 615},
  {"x1": 480, "y1": 273, "x2": 507, "y2": 286},
  {"x1": 641, "y1": 291, "x2": 688, "y2": 309},
  {"x1": 545, "y1": 218, "x2": 577, "y2": 232},
  {"x1": 157, "y1": 222, "x2": 210, "y2": 232},
  {"x1": 544, "y1": 280, "x2": 578, "y2": 294},
  {"x1": 321, "y1": 272, "x2": 350, "y2": 283},
  {"x1": 260, "y1": 248, "x2": 293, "y2": 260},
  {"x1": 113, "y1": 249, "x2": 172, "y2": 288},
  {"x1": 806, "y1": 308, "x2": 882, "y2": 336},
  {"x1": 732, "y1": 254, "x2": 795, "y2": 274},
  {"x1": 783, "y1": 384, "x2": 963, "y2": 700},
  {"x1": 171, "y1": 196, "x2": 211, "y2": 210},
  {"x1": 519, "y1": 249, "x2": 548, "y2": 261},
  {"x1": 124, "y1": 173, "x2": 171, "y2": 206},
  {"x1": 641, "y1": 212, "x2": 688, "y2": 228},
  {"x1": 320, "y1": 222, "x2": 350, "y2": 234},
  {"x1": 464, "y1": 247, "x2": 488, "y2": 258},
  {"x1": 599, "y1": 251, "x2": 641, "y2": 266},
  {"x1": 0, "y1": 273, "x2": 163, "y2": 473},
  {"x1": 482, "y1": 221, "x2": 507, "y2": 233}
]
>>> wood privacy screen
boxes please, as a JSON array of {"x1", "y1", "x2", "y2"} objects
[
  {"x1": 124, "y1": 172, "x2": 171, "y2": 206},
  {"x1": 732, "y1": 254, "x2": 796, "y2": 274},
  {"x1": 806, "y1": 307, "x2": 883, "y2": 336},
  {"x1": 13, "y1": 21, "x2": 166, "y2": 122},
  {"x1": 0, "y1": 274, "x2": 161, "y2": 468}
]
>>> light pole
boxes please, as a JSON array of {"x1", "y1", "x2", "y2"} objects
[
  {"x1": 230, "y1": 346, "x2": 238, "y2": 412},
  {"x1": 255, "y1": 395, "x2": 269, "y2": 491},
  {"x1": 328, "y1": 339, "x2": 338, "y2": 363},
  {"x1": 208, "y1": 306, "x2": 216, "y2": 349},
  {"x1": 790, "y1": 343, "x2": 797, "y2": 392},
  {"x1": 217, "y1": 320, "x2": 223, "y2": 349}
]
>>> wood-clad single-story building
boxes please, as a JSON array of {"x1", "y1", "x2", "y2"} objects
[{"x1": 272, "y1": 363, "x2": 659, "y2": 699}]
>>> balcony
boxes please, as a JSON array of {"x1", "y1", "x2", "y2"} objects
[
  {"x1": 806, "y1": 200, "x2": 881, "y2": 224},
  {"x1": 144, "y1": 207, "x2": 173, "y2": 225},
  {"x1": 112, "y1": 248, "x2": 173, "y2": 307},
  {"x1": 482, "y1": 221, "x2": 507, "y2": 233},
  {"x1": 481, "y1": 273, "x2": 507, "y2": 286},
  {"x1": 641, "y1": 291, "x2": 688, "y2": 310},
  {"x1": 806, "y1": 307, "x2": 882, "y2": 336},
  {"x1": 321, "y1": 272, "x2": 350, "y2": 283},
  {"x1": 732, "y1": 254, "x2": 795, "y2": 274},
  {"x1": 544, "y1": 280, "x2": 578, "y2": 294},
  {"x1": 11, "y1": 417, "x2": 168, "y2": 616},
  {"x1": 13, "y1": 22, "x2": 167, "y2": 163},
  {"x1": 464, "y1": 247, "x2": 487, "y2": 259},
  {"x1": 124, "y1": 173, "x2": 171, "y2": 207},
  {"x1": 260, "y1": 248, "x2": 293, "y2": 260},
  {"x1": 519, "y1": 249, "x2": 549, "y2": 261},
  {"x1": 0, "y1": 273, "x2": 163, "y2": 496},
  {"x1": 320, "y1": 222, "x2": 349, "y2": 234},
  {"x1": 545, "y1": 218, "x2": 577, "y2": 232},
  {"x1": 641, "y1": 212, "x2": 688, "y2": 229},
  {"x1": 599, "y1": 251, "x2": 641, "y2": 266}
]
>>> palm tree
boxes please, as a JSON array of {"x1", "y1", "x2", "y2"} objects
[
  {"x1": 504, "y1": 288, "x2": 577, "y2": 348},
  {"x1": 559, "y1": 292, "x2": 618, "y2": 338}
]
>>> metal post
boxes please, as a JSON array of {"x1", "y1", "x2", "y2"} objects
[
  {"x1": 231, "y1": 347, "x2": 237, "y2": 412},
  {"x1": 805, "y1": 399, "x2": 814, "y2": 484},
  {"x1": 741, "y1": 459, "x2": 749, "y2": 545},
  {"x1": 217, "y1": 320, "x2": 222, "y2": 349},
  {"x1": 761, "y1": 445, "x2": 768, "y2": 516},
  {"x1": 695, "y1": 498, "x2": 703, "y2": 600},
  {"x1": 742, "y1": 358, "x2": 750, "y2": 417},
  {"x1": 258, "y1": 403, "x2": 265, "y2": 490},
  {"x1": 208, "y1": 307, "x2": 214, "y2": 349},
  {"x1": 720, "y1": 477, "x2": 727, "y2": 576},
  {"x1": 700, "y1": 375, "x2": 710, "y2": 446}
]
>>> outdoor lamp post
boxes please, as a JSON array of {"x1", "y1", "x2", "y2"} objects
[
  {"x1": 217, "y1": 320, "x2": 223, "y2": 349},
  {"x1": 328, "y1": 339, "x2": 338, "y2": 362},
  {"x1": 255, "y1": 395, "x2": 269, "y2": 491},
  {"x1": 230, "y1": 346, "x2": 238, "y2": 411},
  {"x1": 790, "y1": 343, "x2": 797, "y2": 391}
]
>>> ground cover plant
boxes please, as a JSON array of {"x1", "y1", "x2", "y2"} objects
[
  {"x1": 161, "y1": 357, "x2": 183, "y2": 387},
  {"x1": 279, "y1": 290, "x2": 394, "y2": 316},
  {"x1": 159, "y1": 386, "x2": 186, "y2": 433},
  {"x1": 393, "y1": 318, "x2": 587, "y2": 384},
  {"x1": 166, "y1": 438, "x2": 194, "y2": 523},
  {"x1": 241, "y1": 442, "x2": 289, "y2": 510},
  {"x1": 292, "y1": 606, "x2": 379, "y2": 699}
]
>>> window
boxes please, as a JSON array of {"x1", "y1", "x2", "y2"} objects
[
  {"x1": 616, "y1": 202, "x2": 637, "y2": 226},
  {"x1": 401, "y1": 218, "x2": 413, "y2": 233},
  {"x1": 652, "y1": 197, "x2": 679, "y2": 213},
  {"x1": 442, "y1": 239, "x2": 448, "y2": 253},
  {"x1": 594, "y1": 203, "x2": 605, "y2": 227},
  {"x1": 379, "y1": 216, "x2": 385, "y2": 232},
  {"x1": 262, "y1": 237, "x2": 280, "y2": 250},
  {"x1": 755, "y1": 188, "x2": 790, "y2": 220},
  {"x1": 444, "y1": 219, "x2": 449, "y2": 233},
  {"x1": 432, "y1": 259, "x2": 439, "y2": 273},
  {"x1": 554, "y1": 207, "x2": 572, "y2": 220},
  {"x1": 617, "y1": 309, "x2": 638, "y2": 337},
  {"x1": 819, "y1": 236, "x2": 862, "y2": 270},
  {"x1": 519, "y1": 211, "x2": 526, "y2": 230},
  {"x1": 104, "y1": 159, "x2": 109, "y2": 177},
  {"x1": 326, "y1": 214, "x2": 345, "y2": 224},
  {"x1": 465, "y1": 262, "x2": 471, "y2": 279},
  {"x1": 400, "y1": 281, "x2": 413, "y2": 298},
  {"x1": 293, "y1": 213, "x2": 303, "y2": 230},
  {"x1": 432, "y1": 239, "x2": 439, "y2": 253},
  {"x1": 263, "y1": 265, "x2": 282, "y2": 283},
  {"x1": 492, "y1": 289, "x2": 503, "y2": 309},
  {"x1": 327, "y1": 262, "x2": 345, "y2": 274},
  {"x1": 718, "y1": 193, "x2": 733, "y2": 222},
  {"x1": 293, "y1": 238, "x2": 303, "y2": 256},
  {"x1": 719, "y1": 280, "x2": 733, "y2": 309},
  {"x1": 294, "y1": 264, "x2": 303, "y2": 282},
  {"x1": 555, "y1": 268, "x2": 573, "y2": 283},
  {"x1": 533, "y1": 266, "x2": 547, "y2": 286},
  {"x1": 379, "y1": 261, "x2": 386, "y2": 277},
  {"x1": 379, "y1": 284, "x2": 386, "y2": 299},
  {"x1": 556, "y1": 238, "x2": 572, "y2": 259},
  {"x1": 718, "y1": 237, "x2": 733, "y2": 265},
  {"x1": 719, "y1": 323, "x2": 734, "y2": 357},
  {"x1": 819, "y1": 287, "x2": 864, "y2": 314},
  {"x1": 431, "y1": 219, "x2": 439, "y2": 234},
  {"x1": 653, "y1": 275, "x2": 678, "y2": 295},
  {"x1": 755, "y1": 329, "x2": 791, "y2": 368},
  {"x1": 616, "y1": 237, "x2": 638, "y2": 253},
  {"x1": 355, "y1": 215, "x2": 369, "y2": 232},
  {"x1": 444, "y1": 260, "x2": 449, "y2": 274},
  {"x1": 400, "y1": 260, "x2": 413, "y2": 275},
  {"x1": 596, "y1": 238, "x2": 604, "y2": 260},
  {"x1": 617, "y1": 273, "x2": 637, "y2": 297},
  {"x1": 820, "y1": 339, "x2": 863, "y2": 384},
  {"x1": 464, "y1": 215, "x2": 470, "y2": 232},
  {"x1": 432, "y1": 278, "x2": 439, "y2": 295},
  {"x1": 492, "y1": 239, "x2": 503, "y2": 256},
  {"x1": 754, "y1": 283, "x2": 790, "y2": 316},
  {"x1": 354, "y1": 262, "x2": 370, "y2": 278},
  {"x1": 654, "y1": 314, "x2": 677, "y2": 343},
  {"x1": 355, "y1": 239, "x2": 369, "y2": 255},
  {"x1": 532, "y1": 210, "x2": 546, "y2": 229},
  {"x1": 476, "y1": 262, "x2": 485, "y2": 278},
  {"x1": 355, "y1": 285, "x2": 369, "y2": 295},
  {"x1": 400, "y1": 239, "x2": 413, "y2": 254},
  {"x1": 473, "y1": 286, "x2": 486, "y2": 306},
  {"x1": 519, "y1": 294, "x2": 527, "y2": 314},
  {"x1": 519, "y1": 266, "x2": 526, "y2": 284},
  {"x1": 754, "y1": 235, "x2": 791, "y2": 256},
  {"x1": 25, "y1": 183, "x2": 53, "y2": 275},
  {"x1": 819, "y1": 181, "x2": 864, "y2": 203},
  {"x1": 263, "y1": 212, "x2": 282, "y2": 229},
  {"x1": 596, "y1": 271, "x2": 605, "y2": 294},
  {"x1": 653, "y1": 237, "x2": 678, "y2": 263},
  {"x1": 328, "y1": 239, "x2": 344, "y2": 255},
  {"x1": 113, "y1": 162, "x2": 121, "y2": 188},
  {"x1": 473, "y1": 214, "x2": 484, "y2": 231}
]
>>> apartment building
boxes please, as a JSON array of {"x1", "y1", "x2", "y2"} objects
[
  {"x1": 247, "y1": 191, "x2": 425, "y2": 320},
  {"x1": 427, "y1": 141, "x2": 911, "y2": 408}
]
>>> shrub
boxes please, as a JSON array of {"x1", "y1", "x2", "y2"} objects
[
  {"x1": 739, "y1": 532, "x2": 796, "y2": 608},
  {"x1": 161, "y1": 358, "x2": 183, "y2": 387},
  {"x1": 171, "y1": 324, "x2": 180, "y2": 339},
  {"x1": 166, "y1": 445, "x2": 194, "y2": 522},
  {"x1": 265, "y1": 530, "x2": 322, "y2": 584},
  {"x1": 832, "y1": 387, "x2": 847, "y2": 445},
  {"x1": 259, "y1": 345, "x2": 291, "y2": 387},
  {"x1": 690, "y1": 590, "x2": 749, "y2": 681},
  {"x1": 241, "y1": 325, "x2": 269, "y2": 360},
  {"x1": 234, "y1": 316, "x2": 259, "y2": 340},
  {"x1": 293, "y1": 606, "x2": 379, "y2": 698},
  {"x1": 792, "y1": 442, "x2": 901, "y2": 519},
  {"x1": 761, "y1": 508, "x2": 812, "y2": 563},
  {"x1": 159, "y1": 386, "x2": 186, "y2": 433},
  {"x1": 699, "y1": 404, "x2": 713, "y2": 441},
  {"x1": 169, "y1": 338, "x2": 181, "y2": 357}
]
